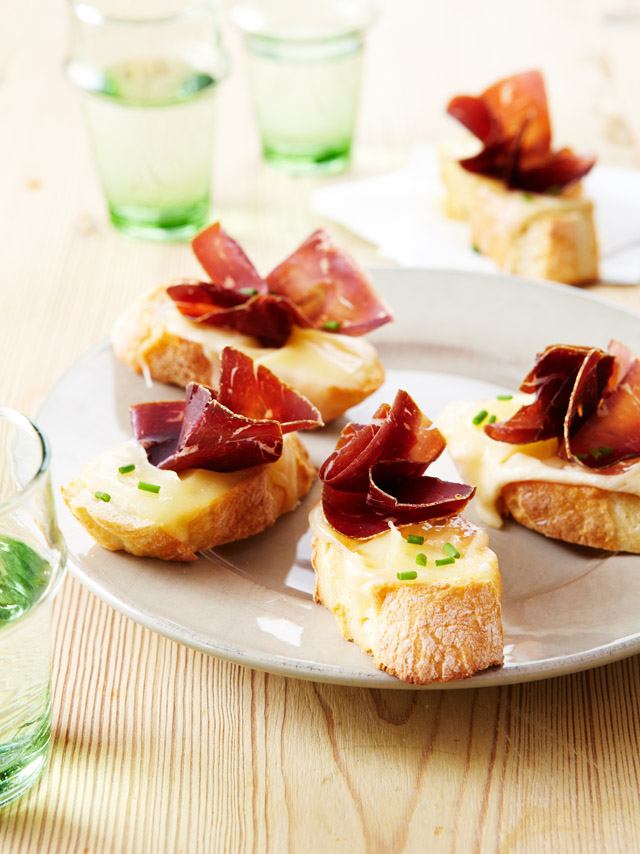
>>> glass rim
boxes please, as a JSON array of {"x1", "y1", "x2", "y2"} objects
[
  {"x1": 0, "y1": 405, "x2": 50, "y2": 516},
  {"x1": 67, "y1": 0, "x2": 215, "y2": 27},
  {"x1": 229, "y1": 0, "x2": 378, "y2": 43}
]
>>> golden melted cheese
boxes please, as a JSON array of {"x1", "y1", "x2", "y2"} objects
[
  {"x1": 437, "y1": 395, "x2": 640, "y2": 527},
  {"x1": 77, "y1": 436, "x2": 299, "y2": 542},
  {"x1": 309, "y1": 503, "x2": 498, "y2": 627}
]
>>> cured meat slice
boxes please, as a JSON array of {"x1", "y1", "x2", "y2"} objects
[
  {"x1": 266, "y1": 230, "x2": 393, "y2": 336},
  {"x1": 130, "y1": 351, "x2": 322, "y2": 473},
  {"x1": 217, "y1": 347, "x2": 322, "y2": 433},
  {"x1": 168, "y1": 286, "x2": 312, "y2": 348},
  {"x1": 191, "y1": 222, "x2": 267, "y2": 294},
  {"x1": 485, "y1": 345, "x2": 611, "y2": 444},
  {"x1": 484, "y1": 341, "x2": 640, "y2": 469},
  {"x1": 447, "y1": 71, "x2": 595, "y2": 192},
  {"x1": 319, "y1": 390, "x2": 475, "y2": 538}
]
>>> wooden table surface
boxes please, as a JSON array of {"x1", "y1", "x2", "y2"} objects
[{"x1": 2, "y1": 1, "x2": 640, "y2": 851}]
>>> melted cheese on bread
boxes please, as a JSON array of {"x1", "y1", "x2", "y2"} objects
[
  {"x1": 438, "y1": 396, "x2": 640, "y2": 527},
  {"x1": 309, "y1": 503, "x2": 498, "y2": 628},
  {"x1": 66, "y1": 436, "x2": 301, "y2": 544}
]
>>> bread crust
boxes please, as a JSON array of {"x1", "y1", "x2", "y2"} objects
[
  {"x1": 112, "y1": 286, "x2": 385, "y2": 423},
  {"x1": 311, "y1": 523, "x2": 503, "y2": 684},
  {"x1": 440, "y1": 158, "x2": 598, "y2": 285},
  {"x1": 501, "y1": 481, "x2": 640, "y2": 553},
  {"x1": 62, "y1": 434, "x2": 315, "y2": 562}
]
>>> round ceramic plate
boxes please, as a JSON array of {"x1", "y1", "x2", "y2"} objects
[{"x1": 38, "y1": 269, "x2": 640, "y2": 689}]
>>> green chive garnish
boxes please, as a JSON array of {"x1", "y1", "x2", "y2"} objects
[
  {"x1": 435, "y1": 557, "x2": 455, "y2": 567},
  {"x1": 407, "y1": 534, "x2": 424, "y2": 545},
  {"x1": 443, "y1": 543, "x2": 460, "y2": 559},
  {"x1": 138, "y1": 482, "x2": 161, "y2": 494},
  {"x1": 599, "y1": 446, "x2": 613, "y2": 456},
  {"x1": 497, "y1": 394, "x2": 512, "y2": 400},
  {"x1": 523, "y1": 192, "x2": 534, "y2": 201},
  {"x1": 415, "y1": 553, "x2": 427, "y2": 567},
  {"x1": 589, "y1": 447, "x2": 602, "y2": 461},
  {"x1": 471, "y1": 244, "x2": 480, "y2": 254},
  {"x1": 323, "y1": 320, "x2": 340, "y2": 331},
  {"x1": 548, "y1": 185, "x2": 562, "y2": 195},
  {"x1": 95, "y1": 491, "x2": 111, "y2": 502},
  {"x1": 118, "y1": 464, "x2": 135, "y2": 474},
  {"x1": 488, "y1": 414, "x2": 497, "y2": 424},
  {"x1": 576, "y1": 453, "x2": 588, "y2": 461},
  {"x1": 241, "y1": 287, "x2": 258, "y2": 296},
  {"x1": 397, "y1": 570, "x2": 417, "y2": 580},
  {"x1": 472, "y1": 409, "x2": 488, "y2": 425}
]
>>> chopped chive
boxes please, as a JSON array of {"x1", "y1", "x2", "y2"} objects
[
  {"x1": 407, "y1": 534, "x2": 424, "y2": 545},
  {"x1": 95, "y1": 491, "x2": 111, "y2": 502},
  {"x1": 471, "y1": 244, "x2": 480, "y2": 254},
  {"x1": 589, "y1": 447, "x2": 602, "y2": 461},
  {"x1": 415, "y1": 553, "x2": 427, "y2": 567},
  {"x1": 323, "y1": 320, "x2": 341, "y2": 331},
  {"x1": 523, "y1": 192, "x2": 534, "y2": 201},
  {"x1": 497, "y1": 394, "x2": 513, "y2": 401},
  {"x1": 138, "y1": 481, "x2": 161, "y2": 494},
  {"x1": 435, "y1": 556, "x2": 456, "y2": 567},
  {"x1": 488, "y1": 414, "x2": 497, "y2": 424},
  {"x1": 472, "y1": 409, "x2": 488, "y2": 425},
  {"x1": 118, "y1": 464, "x2": 135, "y2": 474},
  {"x1": 576, "y1": 453, "x2": 588, "y2": 461},
  {"x1": 599, "y1": 446, "x2": 613, "y2": 456},
  {"x1": 241, "y1": 287, "x2": 258, "y2": 296},
  {"x1": 547, "y1": 185, "x2": 562, "y2": 195},
  {"x1": 443, "y1": 543, "x2": 460, "y2": 559},
  {"x1": 397, "y1": 570, "x2": 418, "y2": 580}
]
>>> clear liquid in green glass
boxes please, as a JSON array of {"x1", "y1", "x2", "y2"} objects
[
  {"x1": 0, "y1": 537, "x2": 53, "y2": 808},
  {"x1": 82, "y1": 58, "x2": 218, "y2": 240}
]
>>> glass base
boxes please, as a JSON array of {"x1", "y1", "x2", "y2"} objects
[
  {"x1": 108, "y1": 197, "x2": 210, "y2": 242},
  {"x1": 262, "y1": 142, "x2": 351, "y2": 175},
  {"x1": 0, "y1": 718, "x2": 50, "y2": 809}
]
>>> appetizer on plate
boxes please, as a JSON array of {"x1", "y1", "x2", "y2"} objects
[
  {"x1": 441, "y1": 70, "x2": 598, "y2": 285},
  {"x1": 62, "y1": 348, "x2": 321, "y2": 561},
  {"x1": 438, "y1": 341, "x2": 640, "y2": 551},
  {"x1": 112, "y1": 223, "x2": 390, "y2": 423},
  {"x1": 309, "y1": 390, "x2": 503, "y2": 684}
]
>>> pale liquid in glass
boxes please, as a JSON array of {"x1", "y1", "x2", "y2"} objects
[
  {"x1": 0, "y1": 537, "x2": 53, "y2": 807},
  {"x1": 247, "y1": 37, "x2": 362, "y2": 173},
  {"x1": 82, "y1": 58, "x2": 218, "y2": 239}
]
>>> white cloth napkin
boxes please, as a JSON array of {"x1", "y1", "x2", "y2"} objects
[{"x1": 311, "y1": 144, "x2": 640, "y2": 284}]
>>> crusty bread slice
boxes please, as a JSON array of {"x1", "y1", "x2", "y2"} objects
[
  {"x1": 438, "y1": 397, "x2": 640, "y2": 553},
  {"x1": 310, "y1": 505, "x2": 503, "y2": 684},
  {"x1": 112, "y1": 286, "x2": 385, "y2": 423},
  {"x1": 62, "y1": 433, "x2": 315, "y2": 562},
  {"x1": 440, "y1": 153, "x2": 598, "y2": 285},
  {"x1": 501, "y1": 481, "x2": 640, "y2": 553}
]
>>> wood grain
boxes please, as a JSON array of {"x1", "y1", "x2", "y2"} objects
[{"x1": 1, "y1": 0, "x2": 640, "y2": 851}]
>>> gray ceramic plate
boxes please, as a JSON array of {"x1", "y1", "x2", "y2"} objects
[{"x1": 38, "y1": 269, "x2": 640, "y2": 688}]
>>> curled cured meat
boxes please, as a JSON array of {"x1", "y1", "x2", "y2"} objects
[
  {"x1": 217, "y1": 347, "x2": 322, "y2": 433},
  {"x1": 319, "y1": 390, "x2": 475, "y2": 539},
  {"x1": 192, "y1": 223, "x2": 267, "y2": 295},
  {"x1": 130, "y1": 348, "x2": 322, "y2": 473},
  {"x1": 266, "y1": 230, "x2": 393, "y2": 336},
  {"x1": 168, "y1": 224, "x2": 393, "y2": 347},
  {"x1": 485, "y1": 341, "x2": 640, "y2": 470},
  {"x1": 167, "y1": 283, "x2": 311, "y2": 348},
  {"x1": 447, "y1": 71, "x2": 595, "y2": 192}
]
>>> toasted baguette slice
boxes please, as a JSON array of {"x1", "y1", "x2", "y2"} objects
[
  {"x1": 438, "y1": 397, "x2": 640, "y2": 552},
  {"x1": 309, "y1": 504, "x2": 503, "y2": 684},
  {"x1": 62, "y1": 434, "x2": 315, "y2": 562},
  {"x1": 440, "y1": 151, "x2": 598, "y2": 285},
  {"x1": 112, "y1": 286, "x2": 385, "y2": 423}
]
